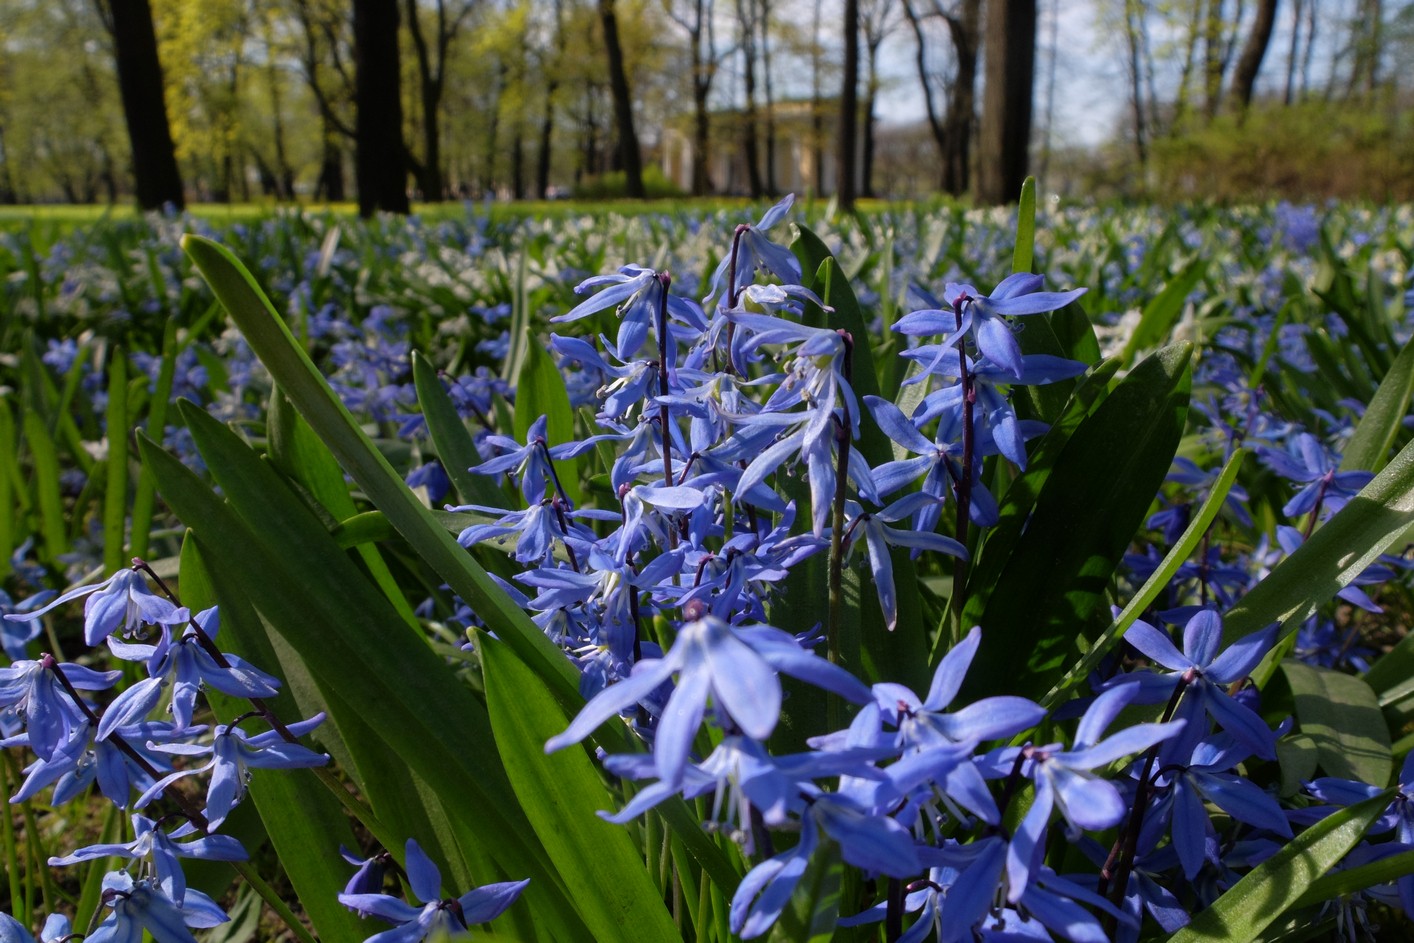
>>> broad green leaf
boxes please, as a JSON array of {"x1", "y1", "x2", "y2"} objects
[
  {"x1": 481, "y1": 638, "x2": 683, "y2": 943},
  {"x1": 1223, "y1": 434, "x2": 1414, "y2": 643},
  {"x1": 177, "y1": 537, "x2": 373, "y2": 943},
  {"x1": 1281, "y1": 660, "x2": 1392, "y2": 787},
  {"x1": 1042, "y1": 448, "x2": 1247, "y2": 709},
  {"x1": 1166, "y1": 789, "x2": 1392, "y2": 942},
  {"x1": 180, "y1": 234, "x2": 580, "y2": 708},
  {"x1": 137, "y1": 427, "x2": 591, "y2": 941},
  {"x1": 961, "y1": 344, "x2": 1191, "y2": 702},
  {"x1": 1013, "y1": 175, "x2": 1036, "y2": 274},
  {"x1": 267, "y1": 389, "x2": 419, "y2": 629},
  {"x1": 949, "y1": 359, "x2": 1119, "y2": 666},
  {"x1": 1291, "y1": 847, "x2": 1414, "y2": 910},
  {"x1": 513, "y1": 336, "x2": 582, "y2": 507},
  {"x1": 770, "y1": 844, "x2": 842, "y2": 943},
  {"x1": 411, "y1": 351, "x2": 505, "y2": 507},
  {"x1": 1120, "y1": 258, "x2": 1206, "y2": 365},
  {"x1": 1340, "y1": 327, "x2": 1414, "y2": 473}
]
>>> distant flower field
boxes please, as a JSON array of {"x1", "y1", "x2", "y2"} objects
[{"x1": 3, "y1": 195, "x2": 1414, "y2": 942}]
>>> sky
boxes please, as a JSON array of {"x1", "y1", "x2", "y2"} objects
[{"x1": 865, "y1": 0, "x2": 1394, "y2": 151}]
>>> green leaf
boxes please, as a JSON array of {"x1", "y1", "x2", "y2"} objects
[
  {"x1": 513, "y1": 336, "x2": 582, "y2": 507},
  {"x1": 481, "y1": 638, "x2": 683, "y2": 942},
  {"x1": 1340, "y1": 327, "x2": 1414, "y2": 473},
  {"x1": 1280, "y1": 660, "x2": 1392, "y2": 787},
  {"x1": 131, "y1": 318, "x2": 181, "y2": 560},
  {"x1": 1120, "y1": 257, "x2": 1206, "y2": 365},
  {"x1": 1291, "y1": 847, "x2": 1414, "y2": 911},
  {"x1": 176, "y1": 537, "x2": 372, "y2": 943},
  {"x1": 411, "y1": 351, "x2": 505, "y2": 507},
  {"x1": 1013, "y1": 175, "x2": 1036, "y2": 274},
  {"x1": 267, "y1": 388, "x2": 420, "y2": 629},
  {"x1": 1166, "y1": 789, "x2": 1392, "y2": 942},
  {"x1": 1041, "y1": 448, "x2": 1247, "y2": 709},
  {"x1": 137, "y1": 425, "x2": 590, "y2": 941},
  {"x1": 102, "y1": 349, "x2": 129, "y2": 574},
  {"x1": 961, "y1": 344, "x2": 1191, "y2": 702},
  {"x1": 1223, "y1": 434, "x2": 1414, "y2": 643},
  {"x1": 179, "y1": 234, "x2": 580, "y2": 707}
]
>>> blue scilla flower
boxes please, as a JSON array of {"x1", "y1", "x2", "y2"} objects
[
  {"x1": 1141, "y1": 734, "x2": 1292, "y2": 879},
  {"x1": 0, "y1": 588, "x2": 55, "y2": 661},
  {"x1": 100, "y1": 607, "x2": 281, "y2": 734},
  {"x1": 998, "y1": 684, "x2": 1185, "y2": 901},
  {"x1": 704, "y1": 194, "x2": 802, "y2": 311},
  {"x1": 546, "y1": 615, "x2": 871, "y2": 789},
  {"x1": 338, "y1": 838, "x2": 529, "y2": 943},
  {"x1": 136, "y1": 714, "x2": 329, "y2": 828},
  {"x1": 893, "y1": 274, "x2": 1087, "y2": 380},
  {"x1": 50, "y1": 812, "x2": 246, "y2": 907},
  {"x1": 1114, "y1": 609, "x2": 1280, "y2": 763},
  {"x1": 1304, "y1": 750, "x2": 1414, "y2": 916},
  {"x1": 85, "y1": 870, "x2": 228, "y2": 943},
  {"x1": 0, "y1": 912, "x2": 70, "y2": 943},
  {"x1": 4, "y1": 567, "x2": 188, "y2": 647},
  {"x1": 553, "y1": 264, "x2": 705, "y2": 362},
  {"x1": 0, "y1": 655, "x2": 121, "y2": 761},
  {"x1": 730, "y1": 788, "x2": 919, "y2": 939},
  {"x1": 1258, "y1": 432, "x2": 1372, "y2": 520}
]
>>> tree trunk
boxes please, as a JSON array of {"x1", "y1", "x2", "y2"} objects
[
  {"x1": 1228, "y1": 0, "x2": 1280, "y2": 114},
  {"x1": 1124, "y1": 0, "x2": 1148, "y2": 166},
  {"x1": 737, "y1": 0, "x2": 764, "y2": 198},
  {"x1": 976, "y1": 0, "x2": 1035, "y2": 206},
  {"x1": 761, "y1": 0, "x2": 777, "y2": 195},
  {"x1": 862, "y1": 36, "x2": 880, "y2": 198},
  {"x1": 942, "y1": 0, "x2": 980, "y2": 197},
  {"x1": 598, "y1": 0, "x2": 645, "y2": 197},
  {"x1": 107, "y1": 0, "x2": 185, "y2": 210},
  {"x1": 837, "y1": 0, "x2": 860, "y2": 207},
  {"x1": 353, "y1": 0, "x2": 409, "y2": 215}
]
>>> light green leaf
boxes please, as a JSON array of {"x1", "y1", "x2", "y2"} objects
[
  {"x1": 1341, "y1": 327, "x2": 1414, "y2": 473},
  {"x1": 481, "y1": 638, "x2": 683, "y2": 943},
  {"x1": 1013, "y1": 175, "x2": 1036, "y2": 274},
  {"x1": 1166, "y1": 790, "x2": 1392, "y2": 942},
  {"x1": 1223, "y1": 434, "x2": 1414, "y2": 643},
  {"x1": 1281, "y1": 660, "x2": 1392, "y2": 787}
]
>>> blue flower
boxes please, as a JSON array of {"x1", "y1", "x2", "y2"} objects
[
  {"x1": 0, "y1": 655, "x2": 121, "y2": 761},
  {"x1": 1115, "y1": 608, "x2": 1280, "y2": 762},
  {"x1": 136, "y1": 715, "x2": 329, "y2": 827},
  {"x1": 50, "y1": 812, "x2": 246, "y2": 906},
  {"x1": 85, "y1": 870, "x2": 228, "y2": 943},
  {"x1": 3, "y1": 568, "x2": 188, "y2": 647},
  {"x1": 704, "y1": 195, "x2": 803, "y2": 310},
  {"x1": 546, "y1": 615, "x2": 870, "y2": 789},
  {"x1": 894, "y1": 274, "x2": 1087, "y2": 380},
  {"x1": 1001, "y1": 684, "x2": 1184, "y2": 900},
  {"x1": 337, "y1": 839, "x2": 529, "y2": 942},
  {"x1": 553, "y1": 264, "x2": 705, "y2": 362},
  {"x1": 100, "y1": 607, "x2": 281, "y2": 733}
]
